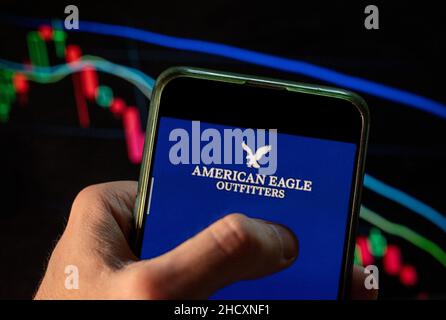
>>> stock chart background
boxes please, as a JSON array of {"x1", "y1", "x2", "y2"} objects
[{"x1": 0, "y1": 1, "x2": 445, "y2": 299}]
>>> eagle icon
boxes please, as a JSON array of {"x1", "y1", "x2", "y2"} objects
[{"x1": 241, "y1": 141, "x2": 271, "y2": 169}]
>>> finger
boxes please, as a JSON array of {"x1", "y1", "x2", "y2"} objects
[
  {"x1": 134, "y1": 213, "x2": 298, "y2": 299},
  {"x1": 351, "y1": 265, "x2": 378, "y2": 300}
]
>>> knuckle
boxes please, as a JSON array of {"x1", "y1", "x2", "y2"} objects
[
  {"x1": 210, "y1": 213, "x2": 255, "y2": 258},
  {"x1": 72, "y1": 184, "x2": 101, "y2": 208},
  {"x1": 124, "y1": 268, "x2": 170, "y2": 300},
  {"x1": 70, "y1": 184, "x2": 107, "y2": 223}
]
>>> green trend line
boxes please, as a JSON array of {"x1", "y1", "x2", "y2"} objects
[{"x1": 360, "y1": 206, "x2": 446, "y2": 268}]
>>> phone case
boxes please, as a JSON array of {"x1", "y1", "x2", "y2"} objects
[{"x1": 133, "y1": 66, "x2": 370, "y2": 299}]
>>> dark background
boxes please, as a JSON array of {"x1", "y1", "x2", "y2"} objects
[{"x1": 0, "y1": 0, "x2": 445, "y2": 299}]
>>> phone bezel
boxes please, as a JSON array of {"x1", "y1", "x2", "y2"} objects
[{"x1": 133, "y1": 66, "x2": 370, "y2": 300}]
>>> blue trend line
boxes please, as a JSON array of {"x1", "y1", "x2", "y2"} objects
[
  {"x1": 81, "y1": 22, "x2": 446, "y2": 119},
  {"x1": 364, "y1": 174, "x2": 446, "y2": 233},
  {"x1": 6, "y1": 16, "x2": 446, "y2": 120}
]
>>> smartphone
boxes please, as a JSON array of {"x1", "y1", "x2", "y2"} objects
[{"x1": 133, "y1": 66, "x2": 369, "y2": 299}]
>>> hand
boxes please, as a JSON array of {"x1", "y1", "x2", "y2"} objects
[{"x1": 34, "y1": 181, "x2": 377, "y2": 299}]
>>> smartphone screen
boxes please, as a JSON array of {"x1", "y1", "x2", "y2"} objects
[{"x1": 137, "y1": 75, "x2": 365, "y2": 299}]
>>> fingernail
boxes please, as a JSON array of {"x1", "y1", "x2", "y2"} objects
[{"x1": 269, "y1": 224, "x2": 299, "y2": 260}]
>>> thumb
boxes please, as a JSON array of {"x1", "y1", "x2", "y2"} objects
[{"x1": 131, "y1": 213, "x2": 298, "y2": 299}]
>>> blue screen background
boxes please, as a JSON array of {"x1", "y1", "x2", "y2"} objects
[{"x1": 141, "y1": 117, "x2": 357, "y2": 299}]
